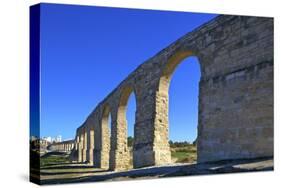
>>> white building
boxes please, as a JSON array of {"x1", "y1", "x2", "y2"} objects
[
  {"x1": 51, "y1": 135, "x2": 62, "y2": 143},
  {"x1": 56, "y1": 135, "x2": 62, "y2": 142},
  {"x1": 42, "y1": 136, "x2": 52, "y2": 142}
]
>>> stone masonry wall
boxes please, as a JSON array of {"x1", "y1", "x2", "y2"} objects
[{"x1": 70, "y1": 15, "x2": 273, "y2": 170}]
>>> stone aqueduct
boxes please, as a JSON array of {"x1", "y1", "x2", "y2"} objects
[
  {"x1": 51, "y1": 15, "x2": 273, "y2": 171},
  {"x1": 48, "y1": 140, "x2": 74, "y2": 152}
]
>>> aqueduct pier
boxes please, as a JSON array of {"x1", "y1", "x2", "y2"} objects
[{"x1": 52, "y1": 15, "x2": 273, "y2": 171}]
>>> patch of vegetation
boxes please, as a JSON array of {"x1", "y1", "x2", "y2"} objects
[
  {"x1": 126, "y1": 139, "x2": 197, "y2": 164},
  {"x1": 127, "y1": 136, "x2": 134, "y2": 147},
  {"x1": 170, "y1": 143, "x2": 197, "y2": 163},
  {"x1": 40, "y1": 153, "x2": 69, "y2": 167},
  {"x1": 169, "y1": 140, "x2": 196, "y2": 148}
]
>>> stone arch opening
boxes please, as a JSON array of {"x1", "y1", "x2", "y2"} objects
[
  {"x1": 156, "y1": 51, "x2": 201, "y2": 165},
  {"x1": 101, "y1": 104, "x2": 112, "y2": 143},
  {"x1": 125, "y1": 91, "x2": 136, "y2": 168},
  {"x1": 159, "y1": 51, "x2": 195, "y2": 93},
  {"x1": 115, "y1": 86, "x2": 137, "y2": 170},
  {"x1": 102, "y1": 107, "x2": 112, "y2": 139}
]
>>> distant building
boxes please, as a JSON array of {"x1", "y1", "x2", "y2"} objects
[
  {"x1": 63, "y1": 138, "x2": 73, "y2": 142},
  {"x1": 42, "y1": 136, "x2": 52, "y2": 142},
  {"x1": 57, "y1": 135, "x2": 62, "y2": 142},
  {"x1": 30, "y1": 135, "x2": 38, "y2": 142},
  {"x1": 30, "y1": 138, "x2": 50, "y2": 152},
  {"x1": 51, "y1": 135, "x2": 62, "y2": 143}
]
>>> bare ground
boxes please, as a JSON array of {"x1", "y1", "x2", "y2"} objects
[{"x1": 35, "y1": 155, "x2": 273, "y2": 185}]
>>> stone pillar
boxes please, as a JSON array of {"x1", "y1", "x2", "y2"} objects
[
  {"x1": 88, "y1": 129, "x2": 95, "y2": 165},
  {"x1": 153, "y1": 91, "x2": 171, "y2": 165},
  {"x1": 78, "y1": 134, "x2": 83, "y2": 163},
  {"x1": 100, "y1": 124, "x2": 110, "y2": 169},
  {"x1": 110, "y1": 118, "x2": 130, "y2": 171},
  {"x1": 109, "y1": 88, "x2": 133, "y2": 171},
  {"x1": 86, "y1": 130, "x2": 91, "y2": 163},
  {"x1": 75, "y1": 137, "x2": 79, "y2": 150},
  {"x1": 82, "y1": 131, "x2": 87, "y2": 162},
  {"x1": 73, "y1": 136, "x2": 79, "y2": 162},
  {"x1": 133, "y1": 88, "x2": 171, "y2": 168},
  {"x1": 96, "y1": 106, "x2": 111, "y2": 169}
]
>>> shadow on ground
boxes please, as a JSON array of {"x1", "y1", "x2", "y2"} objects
[
  {"x1": 40, "y1": 169, "x2": 109, "y2": 176},
  {"x1": 40, "y1": 163, "x2": 91, "y2": 169},
  {"x1": 38, "y1": 155, "x2": 273, "y2": 185}
]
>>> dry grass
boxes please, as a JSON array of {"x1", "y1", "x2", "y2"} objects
[
  {"x1": 171, "y1": 145, "x2": 197, "y2": 163},
  {"x1": 128, "y1": 145, "x2": 197, "y2": 164}
]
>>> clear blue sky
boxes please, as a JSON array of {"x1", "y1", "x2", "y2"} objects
[{"x1": 38, "y1": 3, "x2": 217, "y2": 142}]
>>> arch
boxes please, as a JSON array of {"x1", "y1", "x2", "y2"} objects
[
  {"x1": 110, "y1": 85, "x2": 137, "y2": 170},
  {"x1": 101, "y1": 104, "x2": 111, "y2": 133},
  {"x1": 118, "y1": 86, "x2": 135, "y2": 118},
  {"x1": 120, "y1": 86, "x2": 137, "y2": 169},
  {"x1": 169, "y1": 56, "x2": 201, "y2": 163},
  {"x1": 153, "y1": 50, "x2": 202, "y2": 165},
  {"x1": 158, "y1": 50, "x2": 200, "y2": 93}
]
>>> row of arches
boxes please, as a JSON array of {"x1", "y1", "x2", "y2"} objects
[
  {"x1": 68, "y1": 15, "x2": 274, "y2": 171},
  {"x1": 49, "y1": 142, "x2": 74, "y2": 152},
  {"x1": 74, "y1": 55, "x2": 201, "y2": 171}
]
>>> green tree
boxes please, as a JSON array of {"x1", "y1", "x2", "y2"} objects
[
  {"x1": 127, "y1": 136, "x2": 134, "y2": 147},
  {"x1": 169, "y1": 140, "x2": 174, "y2": 147}
]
